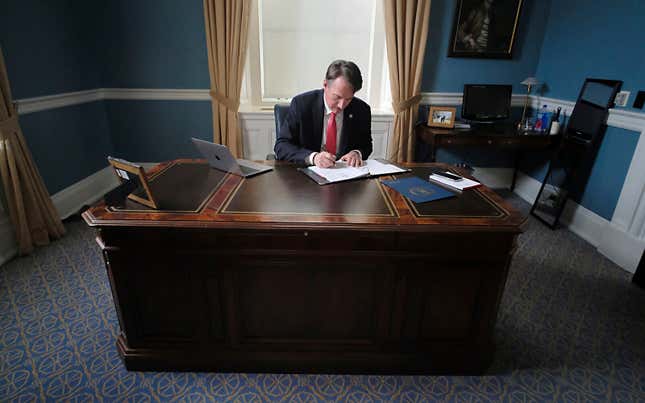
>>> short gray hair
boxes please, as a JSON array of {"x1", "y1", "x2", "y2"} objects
[{"x1": 325, "y1": 60, "x2": 363, "y2": 92}]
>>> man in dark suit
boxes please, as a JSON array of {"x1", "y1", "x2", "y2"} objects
[{"x1": 274, "y1": 60, "x2": 372, "y2": 168}]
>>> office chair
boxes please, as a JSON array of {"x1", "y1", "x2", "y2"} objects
[{"x1": 267, "y1": 104, "x2": 289, "y2": 160}]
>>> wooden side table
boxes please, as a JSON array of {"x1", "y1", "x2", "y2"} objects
[{"x1": 416, "y1": 124, "x2": 561, "y2": 190}]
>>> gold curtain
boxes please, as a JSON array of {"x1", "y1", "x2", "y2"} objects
[
  {"x1": 0, "y1": 49, "x2": 65, "y2": 255},
  {"x1": 384, "y1": 0, "x2": 431, "y2": 162},
  {"x1": 203, "y1": 0, "x2": 250, "y2": 158}
]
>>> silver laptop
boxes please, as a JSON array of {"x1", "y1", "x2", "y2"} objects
[{"x1": 191, "y1": 138, "x2": 273, "y2": 177}]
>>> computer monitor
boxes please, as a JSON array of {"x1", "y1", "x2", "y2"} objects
[{"x1": 461, "y1": 84, "x2": 512, "y2": 123}]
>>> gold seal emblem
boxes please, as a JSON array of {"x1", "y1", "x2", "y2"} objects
[{"x1": 409, "y1": 186, "x2": 435, "y2": 197}]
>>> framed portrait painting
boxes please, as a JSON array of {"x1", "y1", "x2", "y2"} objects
[{"x1": 448, "y1": 0, "x2": 524, "y2": 59}]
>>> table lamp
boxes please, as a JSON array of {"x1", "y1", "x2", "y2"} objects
[{"x1": 518, "y1": 77, "x2": 541, "y2": 131}]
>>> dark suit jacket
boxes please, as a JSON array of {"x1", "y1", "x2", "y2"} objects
[{"x1": 274, "y1": 89, "x2": 372, "y2": 163}]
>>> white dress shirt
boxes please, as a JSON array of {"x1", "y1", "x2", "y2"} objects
[{"x1": 307, "y1": 96, "x2": 361, "y2": 165}]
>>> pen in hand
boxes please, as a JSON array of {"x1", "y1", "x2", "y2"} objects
[{"x1": 314, "y1": 151, "x2": 337, "y2": 168}]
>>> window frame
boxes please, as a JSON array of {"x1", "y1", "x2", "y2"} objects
[{"x1": 242, "y1": 0, "x2": 391, "y2": 112}]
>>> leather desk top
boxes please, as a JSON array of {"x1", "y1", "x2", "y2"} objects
[{"x1": 84, "y1": 159, "x2": 524, "y2": 232}]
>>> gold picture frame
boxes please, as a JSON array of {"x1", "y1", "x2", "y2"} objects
[
  {"x1": 427, "y1": 106, "x2": 457, "y2": 129},
  {"x1": 448, "y1": 0, "x2": 524, "y2": 59},
  {"x1": 107, "y1": 156, "x2": 159, "y2": 209}
]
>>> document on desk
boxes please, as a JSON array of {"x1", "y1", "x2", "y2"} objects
[
  {"x1": 300, "y1": 159, "x2": 409, "y2": 185},
  {"x1": 303, "y1": 162, "x2": 370, "y2": 185},
  {"x1": 363, "y1": 159, "x2": 409, "y2": 176},
  {"x1": 381, "y1": 176, "x2": 456, "y2": 203},
  {"x1": 428, "y1": 173, "x2": 481, "y2": 191}
]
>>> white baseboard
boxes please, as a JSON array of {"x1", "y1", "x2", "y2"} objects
[
  {"x1": 51, "y1": 162, "x2": 157, "y2": 220},
  {"x1": 471, "y1": 167, "x2": 514, "y2": 189},
  {"x1": 51, "y1": 166, "x2": 119, "y2": 219},
  {"x1": 514, "y1": 170, "x2": 606, "y2": 246},
  {"x1": 559, "y1": 199, "x2": 607, "y2": 248},
  {"x1": 1, "y1": 164, "x2": 149, "y2": 267},
  {"x1": 513, "y1": 171, "x2": 642, "y2": 273},
  {"x1": 597, "y1": 224, "x2": 645, "y2": 273}
]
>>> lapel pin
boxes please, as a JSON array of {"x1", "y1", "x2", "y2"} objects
[{"x1": 349, "y1": 114, "x2": 353, "y2": 119}]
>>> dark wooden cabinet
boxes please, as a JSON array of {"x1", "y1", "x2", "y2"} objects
[
  {"x1": 416, "y1": 124, "x2": 559, "y2": 162},
  {"x1": 416, "y1": 125, "x2": 560, "y2": 190},
  {"x1": 85, "y1": 160, "x2": 524, "y2": 374}
]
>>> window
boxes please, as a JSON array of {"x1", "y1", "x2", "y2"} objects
[{"x1": 243, "y1": 0, "x2": 390, "y2": 111}]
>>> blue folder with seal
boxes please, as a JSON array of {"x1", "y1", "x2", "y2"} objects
[{"x1": 381, "y1": 176, "x2": 456, "y2": 203}]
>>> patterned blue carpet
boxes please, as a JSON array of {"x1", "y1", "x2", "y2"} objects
[{"x1": 1, "y1": 194, "x2": 644, "y2": 401}]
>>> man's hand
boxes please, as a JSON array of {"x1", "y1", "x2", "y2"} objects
[
  {"x1": 314, "y1": 151, "x2": 336, "y2": 168},
  {"x1": 340, "y1": 150, "x2": 363, "y2": 167}
]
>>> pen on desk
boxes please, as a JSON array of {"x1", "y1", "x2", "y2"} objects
[{"x1": 431, "y1": 171, "x2": 463, "y2": 181}]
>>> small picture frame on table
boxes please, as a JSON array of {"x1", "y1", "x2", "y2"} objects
[
  {"x1": 107, "y1": 156, "x2": 159, "y2": 209},
  {"x1": 427, "y1": 106, "x2": 457, "y2": 129}
]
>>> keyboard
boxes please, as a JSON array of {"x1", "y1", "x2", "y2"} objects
[
  {"x1": 239, "y1": 159, "x2": 268, "y2": 169},
  {"x1": 238, "y1": 165, "x2": 256, "y2": 175}
]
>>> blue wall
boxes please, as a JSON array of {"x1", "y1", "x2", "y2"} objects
[
  {"x1": 528, "y1": 0, "x2": 643, "y2": 219},
  {"x1": 1, "y1": 0, "x2": 643, "y2": 222},
  {"x1": 420, "y1": 0, "x2": 643, "y2": 220},
  {"x1": 535, "y1": 0, "x2": 645, "y2": 108},
  {"x1": 0, "y1": 0, "x2": 114, "y2": 195},
  {"x1": 99, "y1": 0, "x2": 209, "y2": 88},
  {"x1": 19, "y1": 103, "x2": 113, "y2": 194},
  {"x1": 105, "y1": 100, "x2": 211, "y2": 162},
  {"x1": 419, "y1": 0, "x2": 550, "y2": 168},
  {"x1": 0, "y1": 0, "x2": 103, "y2": 99},
  {"x1": 423, "y1": 0, "x2": 550, "y2": 93},
  {"x1": 580, "y1": 127, "x2": 639, "y2": 219}
]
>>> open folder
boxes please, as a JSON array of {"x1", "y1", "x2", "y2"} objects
[{"x1": 299, "y1": 159, "x2": 409, "y2": 185}]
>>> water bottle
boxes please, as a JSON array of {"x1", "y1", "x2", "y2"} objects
[
  {"x1": 535, "y1": 105, "x2": 549, "y2": 132},
  {"x1": 549, "y1": 107, "x2": 562, "y2": 135}
]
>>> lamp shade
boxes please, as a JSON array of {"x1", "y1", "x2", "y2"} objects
[{"x1": 521, "y1": 77, "x2": 541, "y2": 86}]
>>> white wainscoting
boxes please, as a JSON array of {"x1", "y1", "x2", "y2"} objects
[
  {"x1": 526, "y1": 96, "x2": 645, "y2": 273},
  {"x1": 10, "y1": 88, "x2": 645, "y2": 273},
  {"x1": 50, "y1": 166, "x2": 119, "y2": 219}
]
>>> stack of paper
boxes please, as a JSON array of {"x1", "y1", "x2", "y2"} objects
[
  {"x1": 304, "y1": 159, "x2": 408, "y2": 185},
  {"x1": 363, "y1": 159, "x2": 408, "y2": 176},
  {"x1": 428, "y1": 173, "x2": 481, "y2": 191},
  {"x1": 308, "y1": 162, "x2": 369, "y2": 183}
]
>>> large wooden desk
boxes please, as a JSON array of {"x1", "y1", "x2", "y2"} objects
[
  {"x1": 83, "y1": 160, "x2": 525, "y2": 374},
  {"x1": 417, "y1": 124, "x2": 560, "y2": 190}
]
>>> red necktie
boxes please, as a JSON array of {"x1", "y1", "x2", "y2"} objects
[{"x1": 326, "y1": 112, "x2": 337, "y2": 155}]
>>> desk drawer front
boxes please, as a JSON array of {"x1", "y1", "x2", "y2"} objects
[
  {"x1": 235, "y1": 257, "x2": 388, "y2": 349},
  {"x1": 102, "y1": 228, "x2": 394, "y2": 252},
  {"x1": 396, "y1": 233, "x2": 514, "y2": 257}
]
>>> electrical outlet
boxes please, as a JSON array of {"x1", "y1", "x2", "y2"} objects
[{"x1": 615, "y1": 91, "x2": 630, "y2": 107}]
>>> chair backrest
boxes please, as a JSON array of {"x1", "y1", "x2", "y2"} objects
[
  {"x1": 274, "y1": 104, "x2": 289, "y2": 137},
  {"x1": 267, "y1": 104, "x2": 290, "y2": 160}
]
